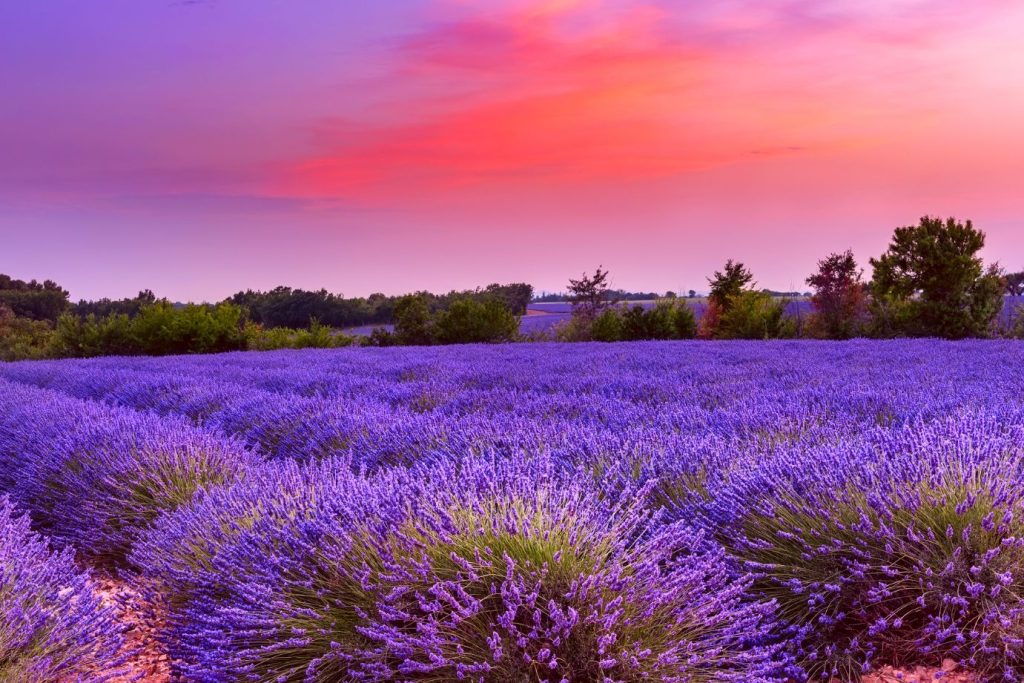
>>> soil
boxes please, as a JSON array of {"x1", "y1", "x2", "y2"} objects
[
  {"x1": 851, "y1": 660, "x2": 978, "y2": 683},
  {"x1": 95, "y1": 577, "x2": 174, "y2": 683}
]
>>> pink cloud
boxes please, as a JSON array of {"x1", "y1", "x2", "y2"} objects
[{"x1": 287, "y1": 0, "x2": 1024, "y2": 203}]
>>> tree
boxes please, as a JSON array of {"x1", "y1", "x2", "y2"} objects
[
  {"x1": 567, "y1": 267, "x2": 614, "y2": 322},
  {"x1": 701, "y1": 260, "x2": 756, "y2": 338},
  {"x1": 1007, "y1": 271, "x2": 1024, "y2": 297},
  {"x1": 0, "y1": 274, "x2": 69, "y2": 322},
  {"x1": 707, "y1": 260, "x2": 754, "y2": 311},
  {"x1": 393, "y1": 294, "x2": 435, "y2": 345},
  {"x1": 806, "y1": 250, "x2": 868, "y2": 339},
  {"x1": 870, "y1": 216, "x2": 1005, "y2": 339}
]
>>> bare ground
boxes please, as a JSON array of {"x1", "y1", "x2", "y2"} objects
[{"x1": 95, "y1": 577, "x2": 174, "y2": 683}]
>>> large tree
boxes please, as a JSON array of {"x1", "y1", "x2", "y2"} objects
[
  {"x1": 806, "y1": 250, "x2": 868, "y2": 339},
  {"x1": 869, "y1": 216, "x2": 1004, "y2": 339}
]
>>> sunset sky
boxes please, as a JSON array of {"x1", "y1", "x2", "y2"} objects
[{"x1": 2, "y1": 0, "x2": 1022, "y2": 301}]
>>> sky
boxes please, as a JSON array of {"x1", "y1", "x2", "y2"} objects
[{"x1": 1, "y1": 0, "x2": 1022, "y2": 301}]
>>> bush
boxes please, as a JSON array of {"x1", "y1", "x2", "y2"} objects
[
  {"x1": 622, "y1": 302, "x2": 675, "y2": 340},
  {"x1": 715, "y1": 291, "x2": 791, "y2": 339},
  {"x1": 0, "y1": 303, "x2": 53, "y2": 361},
  {"x1": 0, "y1": 497, "x2": 126, "y2": 681},
  {"x1": 154, "y1": 455, "x2": 783, "y2": 682},
  {"x1": 51, "y1": 301, "x2": 249, "y2": 357},
  {"x1": 435, "y1": 296, "x2": 519, "y2": 344},
  {"x1": 131, "y1": 301, "x2": 248, "y2": 355},
  {"x1": 245, "y1": 319, "x2": 355, "y2": 350},
  {"x1": 0, "y1": 381, "x2": 252, "y2": 567},
  {"x1": 590, "y1": 307, "x2": 624, "y2": 341},
  {"x1": 718, "y1": 416, "x2": 1024, "y2": 680},
  {"x1": 673, "y1": 300, "x2": 698, "y2": 339}
]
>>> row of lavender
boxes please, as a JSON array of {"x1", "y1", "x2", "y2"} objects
[{"x1": 2, "y1": 341, "x2": 1024, "y2": 681}]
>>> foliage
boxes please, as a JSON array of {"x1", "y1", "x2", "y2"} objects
[
  {"x1": 715, "y1": 291, "x2": 792, "y2": 340},
  {"x1": 392, "y1": 294, "x2": 436, "y2": 345},
  {"x1": 142, "y1": 455, "x2": 782, "y2": 682},
  {"x1": 672, "y1": 299, "x2": 699, "y2": 339},
  {"x1": 567, "y1": 266, "x2": 615, "y2": 323},
  {"x1": 590, "y1": 307, "x2": 625, "y2": 341},
  {"x1": 0, "y1": 274, "x2": 69, "y2": 322},
  {"x1": 707, "y1": 260, "x2": 754, "y2": 311},
  {"x1": 806, "y1": 250, "x2": 868, "y2": 339},
  {"x1": 870, "y1": 216, "x2": 1005, "y2": 339},
  {"x1": 434, "y1": 296, "x2": 520, "y2": 344},
  {"x1": 72, "y1": 289, "x2": 157, "y2": 318},
  {"x1": 1006, "y1": 271, "x2": 1024, "y2": 297},
  {"x1": 51, "y1": 301, "x2": 248, "y2": 357},
  {"x1": 227, "y1": 283, "x2": 533, "y2": 329},
  {"x1": 245, "y1": 319, "x2": 355, "y2": 351},
  {"x1": 0, "y1": 497, "x2": 126, "y2": 682},
  {"x1": 580, "y1": 301, "x2": 696, "y2": 342},
  {"x1": 0, "y1": 303, "x2": 53, "y2": 361}
]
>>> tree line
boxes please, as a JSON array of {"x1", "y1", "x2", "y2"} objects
[
  {"x1": 2, "y1": 216, "x2": 1022, "y2": 360},
  {"x1": 561, "y1": 217, "x2": 1021, "y2": 342}
]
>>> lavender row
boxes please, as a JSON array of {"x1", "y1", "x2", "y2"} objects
[{"x1": 0, "y1": 378, "x2": 254, "y2": 566}]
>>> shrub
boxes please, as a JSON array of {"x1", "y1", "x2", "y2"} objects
[
  {"x1": 0, "y1": 497, "x2": 126, "y2": 681},
  {"x1": 393, "y1": 294, "x2": 436, "y2": 345},
  {"x1": 158, "y1": 455, "x2": 783, "y2": 682},
  {"x1": 720, "y1": 416, "x2": 1024, "y2": 680},
  {"x1": 590, "y1": 307, "x2": 624, "y2": 341},
  {"x1": 435, "y1": 296, "x2": 520, "y2": 344},
  {"x1": 0, "y1": 303, "x2": 54, "y2": 361},
  {"x1": 245, "y1": 319, "x2": 355, "y2": 350},
  {"x1": 673, "y1": 300, "x2": 698, "y2": 339},
  {"x1": 0, "y1": 381, "x2": 252, "y2": 567},
  {"x1": 51, "y1": 301, "x2": 249, "y2": 357},
  {"x1": 621, "y1": 302, "x2": 675, "y2": 340},
  {"x1": 715, "y1": 291, "x2": 790, "y2": 339}
]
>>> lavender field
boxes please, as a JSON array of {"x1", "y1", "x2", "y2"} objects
[{"x1": 2, "y1": 340, "x2": 1024, "y2": 682}]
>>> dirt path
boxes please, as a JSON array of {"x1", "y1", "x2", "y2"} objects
[
  {"x1": 857, "y1": 660, "x2": 976, "y2": 683},
  {"x1": 95, "y1": 577, "x2": 173, "y2": 683}
]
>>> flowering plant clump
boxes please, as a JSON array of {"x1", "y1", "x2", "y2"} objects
[
  {"x1": 726, "y1": 415, "x2": 1024, "y2": 680},
  {"x1": 344, "y1": 456, "x2": 784, "y2": 682},
  {"x1": 146, "y1": 455, "x2": 783, "y2": 682},
  {"x1": 0, "y1": 497, "x2": 126, "y2": 682},
  {"x1": 0, "y1": 378, "x2": 253, "y2": 567}
]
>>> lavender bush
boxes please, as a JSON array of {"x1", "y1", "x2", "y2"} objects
[
  {"x1": 0, "y1": 497, "x2": 125, "y2": 681},
  {"x1": 0, "y1": 379, "x2": 254, "y2": 566},
  {"x1": 143, "y1": 455, "x2": 783, "y2": 682},
  {"x1": 710, "y1": 415, "x2": 1024, "y2": 680}
]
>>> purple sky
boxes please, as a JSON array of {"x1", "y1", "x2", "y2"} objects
[{"x1": 2, "y1": 0, "x2": 1022, "y2": 301}]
